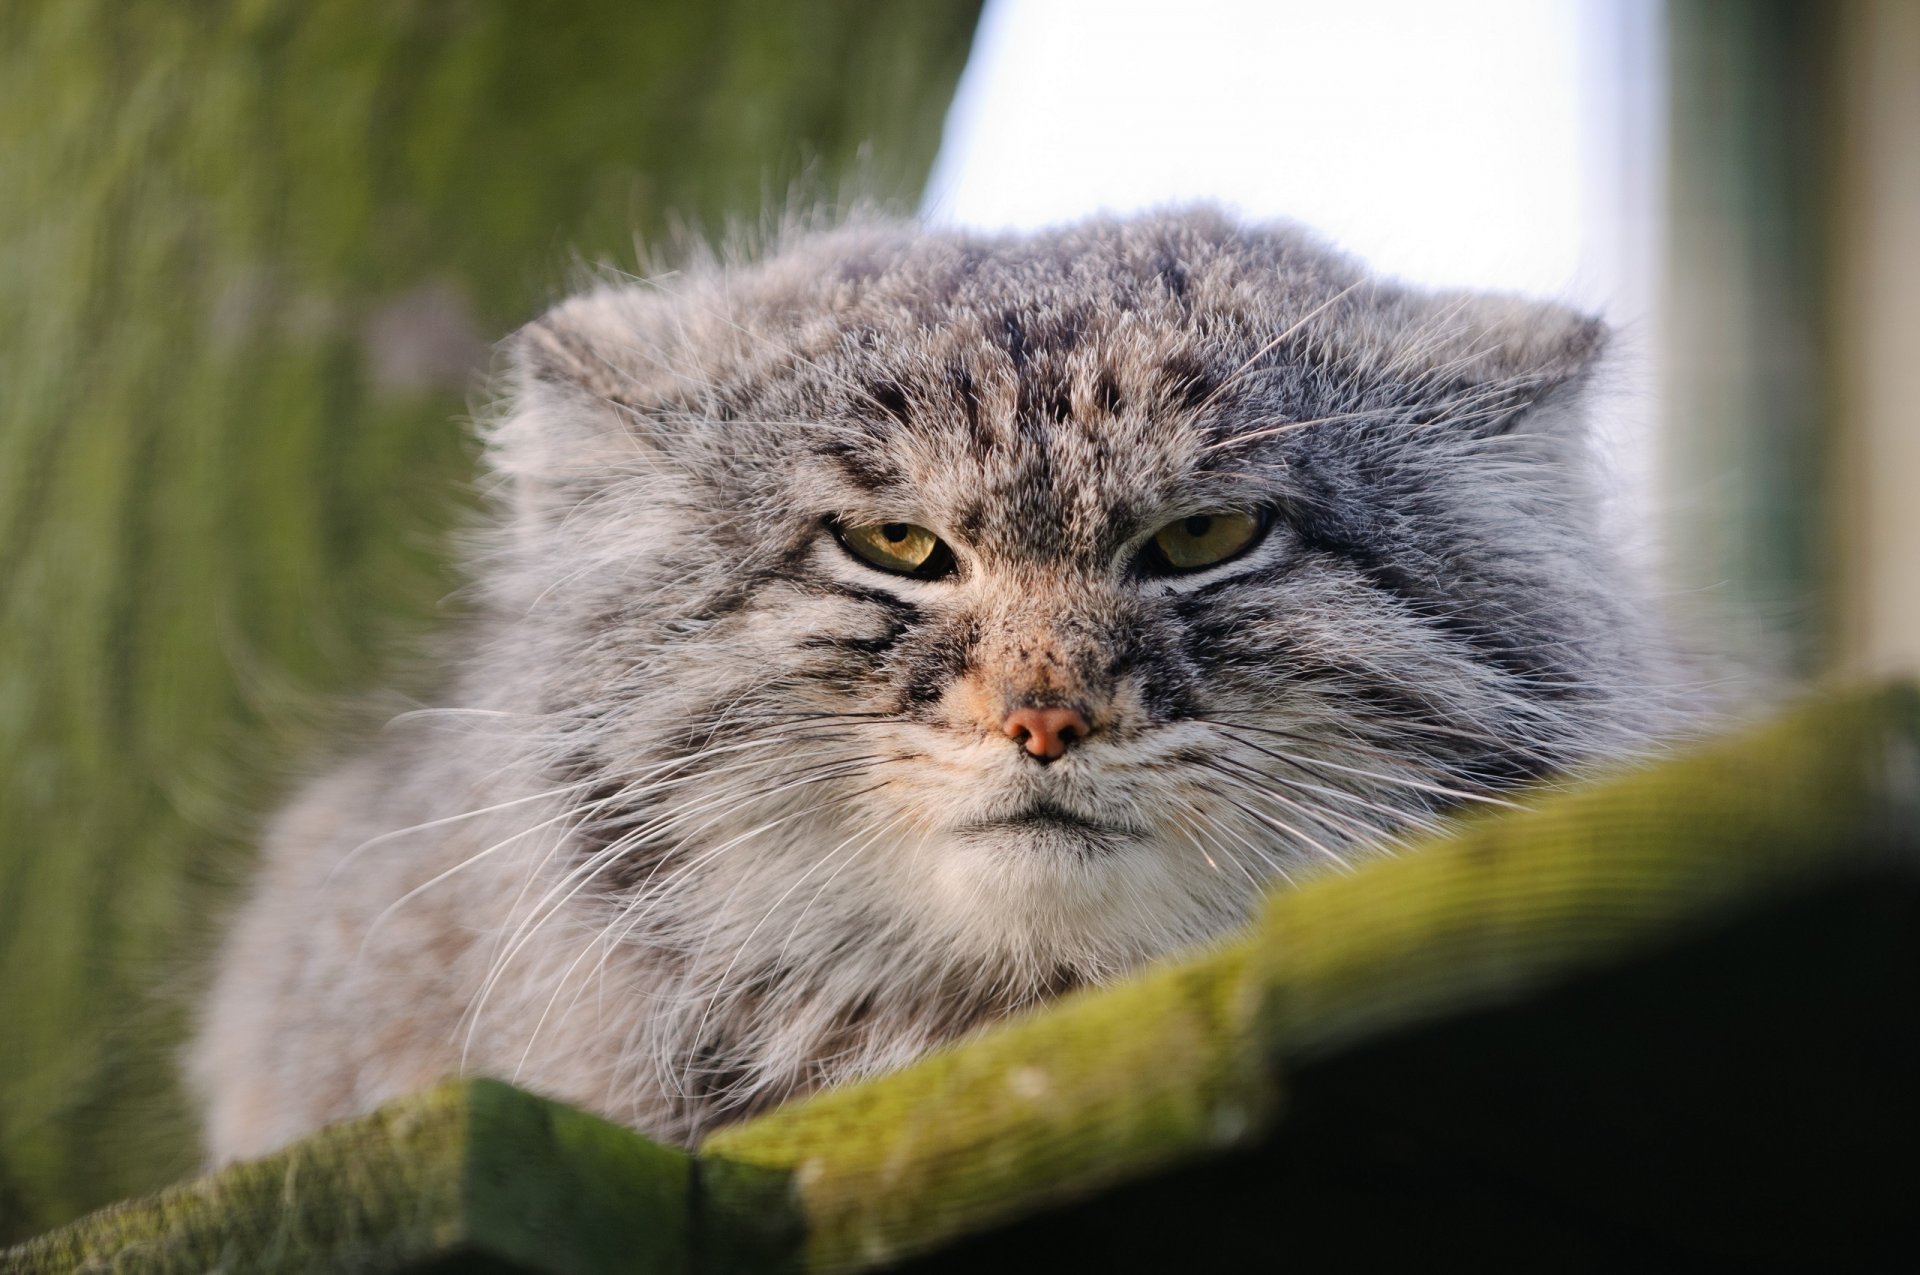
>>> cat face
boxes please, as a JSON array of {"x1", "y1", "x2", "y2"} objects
[{"x1": 488, "y1": 210, "x2": 1665, "y2": 979}]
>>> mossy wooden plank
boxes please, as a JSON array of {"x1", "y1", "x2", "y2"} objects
[
  {"x1": 701, "y1": 685, "x2": 1919, "y2": 1272},
  {"x1": 892, "y1": 867, "x2": 1919, "y2": 1270},
  {"x1": 1250, "y1": 685, "x2": 1919, "y2": 1060},
  {"x1": 5, "y1": 1079, "x2": 690, "y2": 1274},
  {"x1": 10, "y1": 687, "x2": 1914, "y2": 1271},
  {"x1": 699, "y1": 946, "x2": 1279, "y2": 1273}
]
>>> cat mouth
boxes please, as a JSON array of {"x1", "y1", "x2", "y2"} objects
[{"x1": 961, "y1": 802, "x2": 1139, "y2": 849}]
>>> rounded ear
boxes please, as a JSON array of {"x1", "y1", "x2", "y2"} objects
[
  {"x1": 1366, "y1": 289, "x2": 1611, "y2": 439},
  {"x1": 513, "y1": 291, "x2": 662, "y2": 412},
  {"x1": 489, "y1": 289, "x2": 682, "y2": 497},
  {"x1": 481, "y1": 288, "x2": 691, "y2": 550}
]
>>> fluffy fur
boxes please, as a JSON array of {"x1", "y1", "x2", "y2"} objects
[{"x1": 193, "y1": 208, "x2": 1692, "y2": 1162}]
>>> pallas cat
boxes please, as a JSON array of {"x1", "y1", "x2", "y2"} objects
[{"x1": 193, "y1": 208, "x2": 1685, "y2": 1161}]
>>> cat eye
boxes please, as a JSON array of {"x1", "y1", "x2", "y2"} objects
[
  {"x1": 1141, "y1": 510, "x2": 1268, "y2": 575},
  {"x1": 833, "y1": 520, "x2": 956, "y2": 579}
]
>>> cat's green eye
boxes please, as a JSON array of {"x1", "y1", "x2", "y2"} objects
[
  {"x1": 836, "y1": 521, "x2": 955, "y2": 579},
  {"x1": 1146, "y1": 510, "x2": 1266, "y2": 574}
]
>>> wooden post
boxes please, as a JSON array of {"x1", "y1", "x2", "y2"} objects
[
  {"x1": 1661, "y1": 0, "x2": 1839, "y2": 679},
  {"x1": 1665, "y1": 0, "x2": 1920, "y2": 682},
  {"x1": 1829, "y1": 0, "x2": 1920, "y2": 681}
]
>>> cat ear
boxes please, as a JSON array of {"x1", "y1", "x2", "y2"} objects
[
  {"x1": 513, "y1": 292, "x2": 659, "y2": 413},
  {"x1": 1383, "y1": 291, "x2": 1610, "y2": 440},
  {"x1": 489, "y1": 288, "x2": 705, "y2": 521},
  {"x1": 485, "y1": 288, "x2": 699, "y2": 545},
  {"x1": 499, "y1": 288, "x2": 671, "y2": 466}
]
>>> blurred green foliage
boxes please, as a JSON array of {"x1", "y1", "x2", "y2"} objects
[{"x1": 0, "y1": 0, "x2": 981, "y2": 1239}]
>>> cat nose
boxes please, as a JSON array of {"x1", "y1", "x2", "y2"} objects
[{"x1": 1002, "y1": 705, "x2": 1092, "y2": 762}]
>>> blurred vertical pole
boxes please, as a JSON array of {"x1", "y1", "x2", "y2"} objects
[
  {"x1": 1830, "y1": 2, "x2": 1920, "y2": 681},
  {"x1": 1662, "y1": 1, "x2": 1838, "y2": 678},
  {"x1": 0, "y1": 0, "x2": 983, "y2": 1239},
  {"x1": 1666, "y1": 0, "x2": 1920, "y2": 683}
]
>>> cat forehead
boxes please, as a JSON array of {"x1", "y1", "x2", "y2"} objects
[
  {"x1": 509, "y1": 208, "x2": 1609, "y2": 554},
  {"x1": 785, "y1": 322, "x2": 1244, "y2": 552},
  {"x1": 525, "y1": 207, "x2": 1602, "y2": 430},
  {"x1": 664, "y1": 273, "x2": 1275, "y2": 558},
  {"x1": 592, "y1": 222, "x2": 1322, "y2": 550},
  {"x1": 549, "y1": 210, "x2": 1363, "y2": 405}
]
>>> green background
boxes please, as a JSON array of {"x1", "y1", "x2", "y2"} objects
[{"x1": 0, "y1": 0, "x2": 983, "y2": 1239}]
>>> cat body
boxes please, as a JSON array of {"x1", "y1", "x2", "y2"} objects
[{"x1": 193, "y1": 209, "x2": 1687, "y2": 1162}]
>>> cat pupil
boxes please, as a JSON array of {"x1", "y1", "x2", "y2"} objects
[
  {"x1": 1183, "y1": 515, "x2": 1213, "y2": 538},
  {"x1": 881, "y1": 523, "x2": 910, "y2": 544}
]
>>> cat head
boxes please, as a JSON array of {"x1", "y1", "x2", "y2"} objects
[{"x1": 480, "y1": 208, "x2": 1669, "y2": 982}]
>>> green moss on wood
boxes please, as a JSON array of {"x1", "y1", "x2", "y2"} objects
[
  {"x1": 702, "y1": 946, "x2": 1279, "y2": 1273},
  {"x1": 1249, "y1": 685, "x2": 1919, "y2": 1060},
  {"x1": 700, "y1": 685, "x2": 1919, "y2": 1272},
  {"x1": 5, "y1": 1079, "x2": 690, "y2": 1274},
  {"x1": 11, "y1": 688, "x2": 1914, "y2": 1271}
]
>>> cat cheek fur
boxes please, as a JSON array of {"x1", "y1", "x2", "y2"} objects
[{"x1": 192, "y1": 208, "x2": 1696, "y2": 1161}]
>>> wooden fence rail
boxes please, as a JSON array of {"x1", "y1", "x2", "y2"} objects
[{"x1": 12, "y1": 686, "x2": 1916, "y2": 1271}]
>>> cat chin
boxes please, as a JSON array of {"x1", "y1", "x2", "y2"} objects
[{"x1": 907, "y1": 823, "x2": 1251, "y2": 957}]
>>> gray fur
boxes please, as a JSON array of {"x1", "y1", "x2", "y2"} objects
[{"x1": 192, "y1": 208, "x2": 1694, "y2": 1161}]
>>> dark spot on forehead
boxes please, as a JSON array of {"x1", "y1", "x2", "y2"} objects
[
  {"x1": 868, "y1": 380, "x2": 912, "y2": 427},
  {"x1": 1155, "y1": 252, "x2": 1191, "y2": 305},
  {"x1": 946, "y1": 361, "x2": 983, "y2": 437},
  {"x1": 997, "y1": 311, "x2": 1030, "y2": 370},
  {"x1": 1160, "y1": 351, "x2": 1219, "y2": 412},
  {"x1": 1017, "y1": 374, "x2": 1074, "y2": 431},
  {"x1": 1094, "y1": 370, "x2": 1124, "y2": 416},
  {"x1": 820, "y1": 434, "x2": 900, "y2": 492},
  {"x1": 994, "y1": 304, "x2": 1095, "y2": 372},
  {"x1": 954, "y1": 499, "x2": 988, "y2": 540}
]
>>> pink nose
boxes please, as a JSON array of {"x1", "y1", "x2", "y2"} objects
[{"x1": 1002, "y1": 705, "x2": 1092, "y2": 761}]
